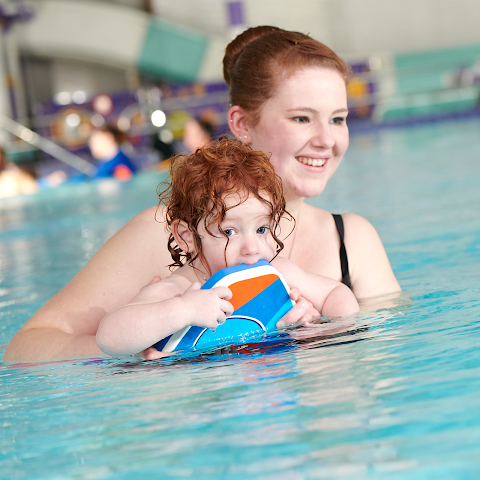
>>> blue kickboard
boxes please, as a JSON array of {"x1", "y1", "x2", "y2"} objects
[{"x1": 154, "y1": 260, "x2": 293, "y2": 352}]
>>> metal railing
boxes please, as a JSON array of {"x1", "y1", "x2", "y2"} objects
[{"x1": 0, "y1": 112, "x2": 95, "y2": 176}]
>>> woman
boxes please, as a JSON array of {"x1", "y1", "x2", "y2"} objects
[{"x1": 2, "y1": 26, "x2": 400, "y2": 361}]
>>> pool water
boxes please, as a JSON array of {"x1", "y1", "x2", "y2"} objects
[{"x1": 1, "y1": 118, "x2": 480, "y2": 479}]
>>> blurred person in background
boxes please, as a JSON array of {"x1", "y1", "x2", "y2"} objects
[
  {"x1": 183, "y1": 116, "x2": 214, "y2": 153},
  {"x1": 89, "y1": 125, "x2": 137, "y2": 181},
  {"x1": 0, "y1": 148, "x2": 38, "y2": 198},
  {"x1": 40, "y1": 125, "x2": 138, "y2": 188}
]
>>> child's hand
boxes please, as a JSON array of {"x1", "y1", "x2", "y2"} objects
[
  {"x1": 138, "y1": 346, "x2": 171, "y2": 361},
  {"x1": 180, "y1": 282, "x2": 234, "y2": 331},
  {"x1": 276, "y1": 287, "x2": 321, "y2": 328}
]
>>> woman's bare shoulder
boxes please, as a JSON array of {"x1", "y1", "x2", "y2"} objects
[
  {"x1": 304, "y1": 206, "x2": 371, "y2": 230},
  {"x1": 108, "y1": 206, "x2": 170, "y2": 264},
  {"x1": 333, "y1": 212, "x2": 388, "y2": 266},
  {"x1": 127, "y1": 205, "x2": 165, "y2": 226},
  {"x1": 341, "y1": 212, "x2": 401, "y2": 298},
  {"x1": 341, "y1": 212, "x2": 383, "y2": 245},
  {"x1": 341, "y1": 211, "x2": 374, "y2": 226}
]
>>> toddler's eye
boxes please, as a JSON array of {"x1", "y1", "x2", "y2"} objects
[
  {"x1": 257, "y1": 226, "x2": 268, "y2": 234},
  {"x1": 223, "y1": 229, "x2": 235, "y2": 237},
  {"x1": 293, "y1": 116, "x2": 309, "y2": 123}
]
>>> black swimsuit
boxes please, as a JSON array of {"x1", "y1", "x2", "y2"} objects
[{"x1": 332, "y1": 214, "x2": 352, "y2": 289}]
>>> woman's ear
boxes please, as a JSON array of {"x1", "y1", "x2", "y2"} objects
[
  {"x1": 228, "y1": 105, "x2": 252, "y2": 145},
  {"x1": 172, "y1": 221, "x2": 196, "y2": 253}
]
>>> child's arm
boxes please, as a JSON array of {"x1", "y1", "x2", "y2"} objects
[
  {"x1": 271, "y1": 257, "x2": 359, "y2": 319},
  {"x1": 96, "y1": 278, "x2": 233, "y2": 356}
]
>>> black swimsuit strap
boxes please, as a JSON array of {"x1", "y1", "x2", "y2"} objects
[{"x1": 332, "y1": 214, "x2": 352, "y2": 289}]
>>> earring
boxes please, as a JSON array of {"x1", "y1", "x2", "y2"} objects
[
  {"x1": 244, "y1": 135, "x2": 248, "y2": 139},
  {"x1": 230, "y1": 119, "x2": 233, "y2": 123}
]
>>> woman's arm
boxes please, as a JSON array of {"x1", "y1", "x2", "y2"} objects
[
  {"x1": 342, "y1": 213, "x2": 401, "y2": 300},
  {"x1": 272, "y1": 257, "x2": 359, "y2": 318},
  {"x1": 2, "y1": 207, "x2": 173, "y2": 362}
]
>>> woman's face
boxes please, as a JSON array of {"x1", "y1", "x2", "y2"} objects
[{"x1": 247, "y1": 67, "x2": 349, "y2": 201}]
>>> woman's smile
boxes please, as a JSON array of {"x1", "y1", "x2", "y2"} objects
[{"x1": 295, "y1": 155, "x2": 329, "y2": 168}]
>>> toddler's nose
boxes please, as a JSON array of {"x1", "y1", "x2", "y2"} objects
[{"x1": 240, "y1": 235, "x2": 260, "y2": 257}]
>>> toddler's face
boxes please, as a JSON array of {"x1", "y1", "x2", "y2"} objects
[{"x1": 197, "y1": 193, "x2": 277, "y2": 275}]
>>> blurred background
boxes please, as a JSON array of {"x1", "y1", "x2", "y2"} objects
[{"x1": 0, "y1": 0, "x2": 480, "y2": 189}]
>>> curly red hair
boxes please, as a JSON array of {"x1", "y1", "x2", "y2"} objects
[{"x1": 157, "y1": 136, "x2": 293, "y2": 273}]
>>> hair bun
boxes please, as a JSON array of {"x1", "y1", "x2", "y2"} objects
[{"x1": 223, "y1": 26, "x2": 283, "y2": 86}]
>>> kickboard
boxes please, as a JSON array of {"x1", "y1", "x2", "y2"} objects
[{"x1": 154, "y1": 260, "x2": 293, "y2": 352}]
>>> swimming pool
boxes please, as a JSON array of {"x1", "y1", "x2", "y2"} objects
[{"x1": 1, "y1": 117, "x2": 480, "y2": 479}]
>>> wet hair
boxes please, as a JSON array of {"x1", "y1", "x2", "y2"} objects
[
  {"x1": 157, "y1": 136, "x2": 293, "y2": 274},
  {"x1": 223, "y1": 26, "x2": 352, "y2": 125}
]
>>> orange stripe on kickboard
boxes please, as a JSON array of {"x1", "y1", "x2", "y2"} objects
[{"x1": 229, "y1": 274, "x2": 279, "y2": 310}]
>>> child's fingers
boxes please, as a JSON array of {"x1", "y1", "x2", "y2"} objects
[
  {"x1": 294, "y1": 306, "x2": 322, "y2": 326},
  {"x1": 183, "y1": 287, "x2": 233, "y2": 330},
  {"x1": 209, "y1": 299, "x2": 233, "y2": 332},
  {"x1": 212, "y1": 286, "x2": 233, "y2": 300},
  {"x1": 212, "y1": 301, "x2": 231, "y2": 328},
  {"x1": 140, "y1": 346, "x2": 170, "y2": 360},
  {"x1": 220, "y1": 299, "x2": 234, "y2": 318},
  {"x1": 277, "y1": 296, "x2": 320, "y2": 327},
  {"x1": 288, "y1": 286, "x2": 301, "y2": 302},
  {"x1": 277, "y1": 300, "x2": 308, "y2": 327}
]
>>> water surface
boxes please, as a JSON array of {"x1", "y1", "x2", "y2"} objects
[{"x1": 1, "y1": 118, "x2": 480, "y2": 479}]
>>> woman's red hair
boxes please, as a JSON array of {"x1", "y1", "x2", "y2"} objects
[{"x1": 223, "y1": 26, "x2": 351, "y2": 125}]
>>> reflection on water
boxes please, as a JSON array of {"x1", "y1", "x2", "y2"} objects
[
  {"x1": 3, "y1": 302, "x2": 479, "y2": 479},
  {"x1": 1, "y1": 119, "x2": 480, "y2": 478}
]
